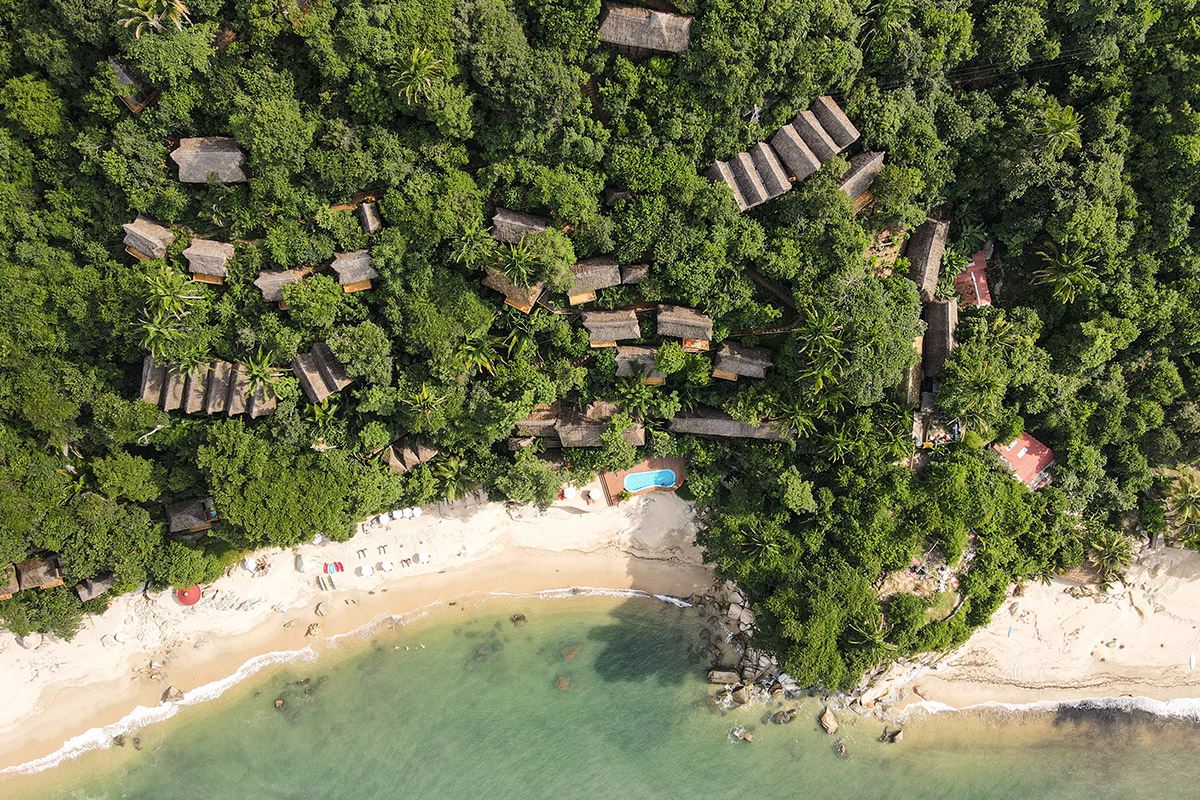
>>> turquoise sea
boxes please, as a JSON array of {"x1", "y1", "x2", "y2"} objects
[{"x1": 11, "y1": 594, "x2": 1200, "y2": 800}]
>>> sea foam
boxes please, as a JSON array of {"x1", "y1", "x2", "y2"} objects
[{"x1": 904, "y1": 694, "x2": 1200, "y2": 721}]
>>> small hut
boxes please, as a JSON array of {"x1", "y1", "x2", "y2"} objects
[
  {"x1": 331, "y1": 250, "x2": 379, "y2": 293},
  {"x1": 182, "y1": 238, "x2": 234, "y2": 285},
  {"x1": 615, "y1": 345, "x2": 666, "y2": 385},
  {"x1": 749, "y1": 143, "x2": 791, "y2": 201},
  {"x1": 182, "y1": 365, "x2": 210, "y2": 414},
  {"x1": 922, "y1": 298, "x2": 958, "y2": 380},
  {"x1": 556, "y1": 401, "x2": 645, "y2": 448},
  {"x1": 482, "y1": 267, "x2": 544, "y2": 314},
  {"x1": 514, "y1": 402, "x2": 562, "y2": 439},
  {"x1": 358, "y1": 201, "x2": 382, "y2": 235},
  {"x1": 108, "y1": 58, "x2": 156, "y2": 114},
  {"x1": 74, "y1": 575, "x2": 118, "y2": 603},
  {"x1": 0, "y1": 564, "x2": 18, "y2": 600},
  {"x1": 791, "y1": 110, "x2": 839, "y2": 162},
  {"x1": 567, "y1": 256, "x2": 622, "y2": 304},
  {"x1": 838, "y1": 151, "x2": 886, "y2": 212},
  {"x1": 123, "y1": 216, "x2": 175, "y2": 260},
  {"x1": 620, "y1": 263, "x2": 650, "y2": 285},
  {"x1": 253, "y1": 269, "x2": 305, "y2": 308},
  {"x1": 994, "y1": 432, "x2": 1055, "y2": 489},
  {"x1": 170, "y1": 137, "x2": 248, "y2": 183},
  {"x1": 705, "y1": 160, "x2": 750, "y2": 212},
  {"x1": 581, "y1": 309, "x2": 641, "y2": 347},
  {"x1": 385, "y1": 436, "x2": 440, "y2": 475},
  {"x1": 657, "y1": 305, "x2": 713, "y2": 351},
  {"x1": 809, "y1": 96, "x2": 860, "y2": 150},
  {"x1": 165, "y1": 497, "x2": 218, "y2": 534},
  {"x1": 15, "y1": 555, "x2": 64, "y2": 591},
  {"x1": 292, "y1": 341, "x2": 352, "y2": 404},
  {"x1": 729, "y1": 152, "x2": 768, "y2": 208},
  {"x1": 669, "y1": 408, "x2": 787, "y2": 441},
  {"x1": 907, "y1": 219, "x2": 949, "y2": 304},
  {"x1": 954, "y1": 251, "x2": 993, "y2": 307},
  {"x1": 769, "y1": 125, "x2": 821, "y2": 181},
  {"x1": 712, "y1": 341, "x2": 773, "y2": 381},
  {"x1": 490, "y1": 208, "x2": 550, "y2": 244},
  {"x1": 597, "y1": 2, "x2": 692, "y2": 57}
]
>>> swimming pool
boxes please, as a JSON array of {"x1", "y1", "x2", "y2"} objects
[{"x1": 624, "y1": 468, "x2": 677, "y2": 493}]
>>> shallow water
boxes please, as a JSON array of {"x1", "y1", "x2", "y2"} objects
[{"x1": 14, "y1": 595, "x2": 1200, "y2": 800}]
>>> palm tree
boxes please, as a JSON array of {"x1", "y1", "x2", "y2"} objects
[
  {"x1": 138, "y1": 312, "x2": 182, "y2": 359},
  {"x1": 616, "y1": 371, "x2": 655, "y2": 419},
  {"x1": 1036, "y1": 105, "x2": 1083, "y2": 156},
  {"x1": 390, "y1": 48, "x2": 443, "y2": 105},
  {"x1": 501, "y1": 239, "x2": 538, "y2": 288},
  {"x1": 118, "y1": 0, "x2": 192, "y2": 38},
  {"x1": 243, "y1": 347, "x2": 277, "y2": 396},
  {"x1": 1168, "y1": 472, "x2": 1200, "y2": 528},
  {"x1": 433, "y1": 455, "x2": 475, "y2": 502},
  {"x1": 859, "y1": 0, "x2": 914, "y2": 52},
  {"x1": 772, "y1": 398, "x2": 818, "y2": 439},
  {"x1": 404, "y1": 384, "x2": 448, "y2": 422},
  {"x1": 846, "y1": 615, "x2": 898, "y2": 652},
  {"x1": 144, "y1": 262, "x2": 197, "y2": 319},
  {"x1": 451, "y1": 221, "x2": 495, "y2": 269},
  {"x1": 791, "y1": 307, "x2": 847, "y2": 392},
  {"x1": 1032, "y1": 238, "x2": 1099, "y2": 305},
  {"x1": 456, "y1": 322, "x2": 501, "y2": 377},
  {"x1": 986, "y1": 311, "x2": 1023, "y2": 353},
  {"x1": 1088, "y1": 526, "x2": 1132, "y2": 586},
  {"x1": 821, "y1": 423, "x2": 858, "y2": 464}
]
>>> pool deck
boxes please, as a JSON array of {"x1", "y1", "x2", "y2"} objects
[{"x1": 598, "y1": 456, "x2": 687, "y2": 506}]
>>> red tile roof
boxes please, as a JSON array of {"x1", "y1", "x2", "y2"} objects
[
  {"x1": 994, "y1": 432, "x2": 1054, "y2": 488},
  {"x1": 954, "y1": 251, "x2": 993, "y2": 307}
]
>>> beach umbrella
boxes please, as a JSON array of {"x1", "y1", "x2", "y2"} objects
[
  {"x1": 416, "y1": 552, "x2": 431, "y2": 564},
  {"x1": 380, "y1": 561, "x2": 394, "y2": 572},
  {"x1": 241, "y1": 556, "x2": 257, "y2": 573},
  {"x1": 176, "y1": 585, "x2": 201, "y2": 606},
  {"x1": 562, "y1": 486, "x2": 578, "y2": 500},
  {"x1": 358, "y1": 565, "x2": 374, "y2": 578},
  {"x1": 411, "y1": 506, "x2": 423, "y2": 518},
  {"x1": 295, "y1": 555, "x2": 310, "y2": 573}
]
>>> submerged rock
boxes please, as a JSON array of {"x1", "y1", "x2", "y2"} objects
[
  {"x1": 275, "y1": 699, "x2": 286, "y2": 709},
  {"x1": 833, "y1": 738, "x2": 847, "y2": 758},
  {"x1": 561, "y1": 644, "x2": 582, "y2": 661},
  {"x1": 112, "y1": 734, "x2": 126, "y2": 747},
  {"x1": 554, "y1": 675, "x2": 572, "y2": 691},
  {"x1": 819, "y1": 706, "x2": 839, "y2": 735},
  {"x1": 890, "y1": 729, "x2": 904, "y2": 743},
  {"x1": 510, "y1": 613, "x2": 527, "y2": 627},
  {"x1": 773, "y1": 707, "x2": 798, "y2": 725},
  {"x1": 707, "y1": 669, "x2": 740, "y2": 685},
  {"x1": 730, "y1": 725, "x2": 753, "y2": 743}
]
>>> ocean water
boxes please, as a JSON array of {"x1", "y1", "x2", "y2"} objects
[{"x1": 13, "y1": 595, "x2": 1200, "y2": 800}]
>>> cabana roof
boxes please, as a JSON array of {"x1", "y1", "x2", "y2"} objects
[
  {"x1": 358, "y1": 201, "x2": 382, "y2": 235},
  {"x1": 705, "y1": 160, "x2": 749, "y2": 212},
  {"x1": 514, "y1": 402, "x2": 562, "y2": 438},
  {"x1": 597, "y1": 2, "x2": 692, "y2": 54},
  {"x1": 569, "y1": 256, "x2": 622, "y2": 295},
  {"x1": 387, "y1": 436, "x2": 440, "y2": 475},
  {"x1": 556, "y1": 401, "x2": 645, "y2": 448},
  {"x1": 615, "y1": 345, "x2": 666, "y2": 380},
  {"x1": 810, "y1": 96, "x2": 860, "y2": 150},
  {"x1": 123, "y1": 216, "x2": 175, "y2": 259},
  {"x1": 669, "y1": 408, "x2": 787, "y2": 441},
  {"x1": 657, "y1": 305, "x2": 713, "y2": 341},
  {"x1": 769, "y1": 124, "x2": 821, "y2": 181},
  {"x1": 729, "y1": 151, "x2": 768, "y2": 208},
  {"x1": 620, "y1": 263, "x2": 650, "y2": 285},
  {"x1": 581, "y1": 310, "x2": 641, "y2": 343},
  {"x1": 0, "y1": 563, "x2": 17, "y2": 598},
  {"x1": 15, "y1": 554, "x2": 63, "y2": 590},
  {"x1": 491, "y1": 208, "x2": 550, "y2": 244},
  {"x1": 75, "y1": 574, "x2": 118, "y2": 603},
  {"x1": 907, "y1": 218, "x2": 949, "y2": 304},
  {"x1": 140, "y1": 355, "x2": 274, "y2": 418},
  {"x1": 291, "y1": 342, "x2": 352, "y2": 404},
  {"x1": 713, "y1": 341, "x2": 773, "y2": 378},
  {"x1": 792, "y1": 110, "x2": 839, "y2": 162},
  {"x1": 994, "y1": 432, "x2": 1055, "y2": 489},
  {"x1": 838, "y1": 151, "x2": 886, "y2": 201},
  {"x1": 183, "y1": 238, "x2": 234, "y2": 277},
  {"x1": 922, "y1": 298, "x2": 958, "y2": 379},
  {"x1": 954, "y1": 251, "x2": 993, "y2": 307},
  {"x1": 330, "y1": 250, "x2": 378, "y2": 286},
  {"x1": 254, "y1": 269, "x2": 305, "y2": 302},
  {"x1": 171, "y1": 137, "x2": 248, "y2": 183},
  {"x1": 165, "y1": 497, "x2": 217, "y2": 533},
  {"x1": 750, "y1": 142, "x2": 790, "y2": 201},
  {"x1": 482, "y1": 267, "x2": 544, "y2": 312}
]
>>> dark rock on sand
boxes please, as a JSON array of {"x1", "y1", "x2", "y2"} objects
[
  {"x1": 511, "y1": 613, "x2": 527, "y2": 627},
  {"x1": 162, "y1": 686, "x2": 184, "y2": 703},
  {"x1": 890, "y1": 729, "x2": 904, "y2": 743},
  {"x1": 819, "y1": 706, "x2": 839, "y2": 734},
  {"x1": 773, "y1": 707, "x2": 798, "y2": 725}
]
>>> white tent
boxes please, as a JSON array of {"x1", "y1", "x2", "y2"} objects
[
  {"x1": 411, "y1": 506, "x2": 423, "y2": 518},
  {"x1": 416, "y1": 553, "x2": 431, "y2": 564},
  {"x1": 379, "y1": 560, "x2": 394, "y2": 572},
  {"x1": 358, "y1": 565, "x2": 375, "y2": 578}
]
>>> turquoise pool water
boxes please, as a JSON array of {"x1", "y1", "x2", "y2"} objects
[{"x1": 624, "y1": 469, "x2": 676, "y2": 493}]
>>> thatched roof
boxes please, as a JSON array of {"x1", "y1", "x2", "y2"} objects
[
  {"x1": 705, "y1": 160, "x2": 749, "y2": 212},
  {"x1": 225, "y1": 364, "x2": 251, "y2": 416},
  {"x1": 922, "y1": 298, "x2": 958, "y2": 379},
  {"x1": 569, "y1": 256, "x2": 622, "y2": 295},
  {"x1": 140, "y1": 354, "x2": 167, "y2": 405},
  {"x1": 246, "y1": 380, "x2": 277, "y2": 419},
  {"x1": 729, "y1": 152, "x2": 767, "y2": 208},
  {"x1": 598, "y1": 2, "x2": 692, "y2": 54},
  {"x1": 838, "y1": 151, "x2": 886, "y2": 200},
  {"x1": 0, "y1": 563, "x2": 18, "y2": 598},
  {"x1": 204, "y1": 360, "x2": 233, "y2": 415},
  {"x1": 810, "y1": 96, "x2": 860, "y2": 149},
  {"x1": 491, "y1": 208, "x2": 550, "y2": 244},
  {"x1": 792, "y1": 110, "x2": 839, "y2": 162},
  {"x1": 657, "y1": 305, "x2": 713, "y2": 341},
  {"x1": 109, "y1": 58, "x2": 142, "y2": 94},
  {"x1": 109, "y1": 57, "x2": 154, "y2": 113},
  {"x1": 183, "y1": 238, "x2": 234, "y2": 277},
  {"x1": 75, "y1": 574, "x2": 117, "y2": 603},
  {"x1": 123, "y1": 216, "x2": 174, "y2": 259},
  {"x1": 907, "y1": 219, "x2": 949, "y2": 304},
  {"x1": 253, "y1": 269, "x2": 304, "y2": 302},
  {"x1": 358, "y1": 201, "x2": 382, "y2": 234},
  {"x1": 15, "y1": 554, "x2": 62, "y2": 590},
  {"x1": 750, "y1": 143, "x2": 791, "y2": 200},
  {"x1": 331, "y1": 250, "x2": 378, "y2": 286},
  {"x1": 556, "y1": 401, "x2": 645, "y2": 448},
  {"x1": 615, "y1": 345, "x2": 666, "y2": 380},
  {"x1": 292, "y1": 341, "x2": 352, "y2": 404},
  {"x1": 581, "y1": 309, "x2": 641, "y2": 342},
  {"x1": 182, "y1": 365, "x2": 209, "y2": 414},
  {"x1": 669, "y1": 408, "x2": 787, "y2": 441},
  {"x1": 161, "y1": 365, "x2": 186, "y2": 411},
  {"x1": 165, "y1": 497, "x2": 216, "y2": 533},
  {"x1": 482, "y1": 267, "x2": 544, "y2": 309},
  {"x1": 170, "y1": 137, "x2": 248, "y2": 183},
  {"x1": 620, "y1": 263, "x2": 650, "y2": 284},
  {"x1": 768, "y1": 125, "x2": 821, "y2": 181},
  {"x1": 387, "y1": 435, "x2": 440, "y2": 475},
  {"x1": 713, "y1": 341, "x2": 773, "y2": 378},
  {"x1": 514, "y1": 402, "x2": 562, "y2": 437}
]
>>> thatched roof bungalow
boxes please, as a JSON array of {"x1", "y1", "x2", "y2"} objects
[
  {"x1": 75, "y1": 574, "x2": 118, "y2": 603},
  {"x1": 292, "y1": 342, "x2": 352, "y2": 404},
  {"x1": 838, "y1": 151, "x2": 886, "y2": 211},
  {"x1": 165, "y1": 497, "x2": 217, "y2": 534},
  {"x1": 358, "y1": 201, "x2": 382, "y2": 235},
  {"x1": 0, "y1": 564, "x2": 18, "y2": 600},
  {"x1": 254, "y1": 269, "x2": 305, "y2": 307},
  {"x1": 657, "y1": 305, "x2": 712, "y2": 349},
  {"x1": 922, "y1": 298, "x2": 958, "y2": 380},
  {"x1": 597, "y1": 3, "x2": 692, "y2": 57},
  {"x1": 482, "y1": 267, "x2": 544, "y2": 314},
  {"x1": 16, "y1": 554, "x2": 64, "y2": 591},
  {"x1": 729, "y1": 152, "x2": 768, "y2": 208},
  {"x1": 514, "y1": 402, "x2": 561, "y2": 438},
  {"x1": 792, "y1": 110, "x2": 839, "y2": 162},
  {"x1": 170, "y1": 137, "x2": 248, "y2": 183},
  {"x1": 386, "y1": 436, "x2": 440, "y2": 475},
  {"x1": 123, "y1": 216, "x2": 174, "y2": 260},
  {"x1": 907, "y1": 218, "x2": 949, "y2": 304},
  {"x1": 567, "y1": 256, "x2": 621, "y2": 304},
  {"x1": 182, "y1": 238, "x2": 234, "y2": 284},
  {"x1": 615, "y1": 345, "x2": 666, "y2": 384},
  {"x1": 954, "y1": 251, "x2": 993, "y2": 307},
  {"x1": 491, "y1": 208, "x2": 550, "y2": 244},
  {"x1": 769, "y1": 124, "x2": 821, "y2": 181},
  {"x1": 109, "y1": 58, "x2": 155, "y2": 114},
  {"x1": 705, "y1": 160, "x2": 750, "y2": 212},
  {"x1": 750, "y1": 143, "x2": 791, "y2": 200},
  {"x1": 669, "y1": 408, "x2": 787, "y2": 441},
  {"x1": 556, "y1": 400, "x2": 645, "y2": 448},
  {"x1": 810, "y1": 96, "x2": 860, "y2": 150},
  {"x1": 712, "y1": 341, "x2": 773, "y2": 380},
  {"x1": 581, "y1": 309, "x2": 641, "y2": 346},
  {"x1": 620, "y1": 263, "x2": 650, "y2": 285},
  {"x1": 331, "y1": 250, "x2": 378, "y2": 293}
]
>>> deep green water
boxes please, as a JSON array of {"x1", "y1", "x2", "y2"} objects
[{"x1": 16, "y1": 595, "x2": 1200, "y2": 800}]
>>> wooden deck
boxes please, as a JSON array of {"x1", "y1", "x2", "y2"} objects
[{"x1": 598, "y1": 456, "x2": 687, "y2": 506}]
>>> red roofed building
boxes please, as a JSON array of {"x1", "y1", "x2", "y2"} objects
[
  {"x1": 994, "y1": 432, "x2": 1054, "y2": 489},
  {"x1": 954, "y1": 251, "x2": 993, "y2": 307}
]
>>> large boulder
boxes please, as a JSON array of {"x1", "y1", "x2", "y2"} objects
[
  {"x1": 18, "y1": 632, "x2": 43, "y2": 650},
  {"x1": 819, "y1": 706, "x2": 839, "y2": 735},
  {"x1": 707, "y1": 669, "x2": 740, "y2": 685},
  {"x1": 162, "y1": 686, "x2": 185, "y2": 703},
  {"x1": 773, "y1": 707, "x2": 798, "y2": 725},
  {"x1": 730, "y1": 685, "x2": 751, "y2": 706}
]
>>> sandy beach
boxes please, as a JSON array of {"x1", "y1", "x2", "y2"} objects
[{"x1": 0, "y1": 487, "x2": 712, "y2": 774}]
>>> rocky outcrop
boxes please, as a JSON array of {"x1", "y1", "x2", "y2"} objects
[
  {"x1": 819, "y1": 706, "x2": 839, "y2": 734},
  {"x1": 510, "y1": 613, "x2": 527, "y2": 627},
  {"x1": 162, "y1": 686, "x2": 185, "y2": 703},
  {"x1": 772, "y1": 707, "x2": 798, "y2": 725},
  {"x1": 708, "y1": 669, "x2": 740, "y2": 685},
  {"x1": 554, "y1": 675, "x2": 572, "y2": 691}
]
